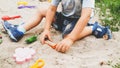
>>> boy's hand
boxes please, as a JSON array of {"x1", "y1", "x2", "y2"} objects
[
  {"x1": 40, "y1": 30, "x2": 52, "y2": 44},
  {"x1": 55, "y1": 38, "x2": 74, "y2": 53}
]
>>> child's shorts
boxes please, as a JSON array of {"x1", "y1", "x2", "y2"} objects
[{"x1": 52, "y1": 12, "x2": 79, "y2": 37}]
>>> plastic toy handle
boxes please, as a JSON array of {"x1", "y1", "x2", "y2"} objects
[
  {"x1": 10, "y1": 15, "x2": 21, "y2": 19},
  {"x1": 30, "y1": 59, "x2": 45, "y2": 68},
  {"x1": 25, "y1": 6, "x2": 36, "y2": 8},
  {"x1": 17, "y1": 1, "x2": 28, "y2": 6},
  {"x1": 18, "y1": 6, "x2": 36, "y2": 9},
  {"x1": 45, "y1": 40, "x2": 56, "y2": 49},
  {"x1": 1, "y1": 15, "x2": 21, "y2": 20},
  {"x1": 1, "y1": 16, "x2": 11, "y2": 20}
]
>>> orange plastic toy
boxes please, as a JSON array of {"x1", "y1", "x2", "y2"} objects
[{"x1": 45, "y1": 40, "x2": 56, "y2": 49}]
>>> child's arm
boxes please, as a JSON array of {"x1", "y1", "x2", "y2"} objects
[
  {"x1": 41, "y1": 5, "x2": 57, "y2": 44},
  {"x1": 55, "y1": 8, "x2": 92, "y2": 52},
  {"x1": 44, "y1": 5, "x2": 57, "y2": 31},
  {"x1": 66, "y1": 8, "x2": 92, "y2": 42}
]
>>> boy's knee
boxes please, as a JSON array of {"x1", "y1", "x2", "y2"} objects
[{"x1": 36, "y1": 8, "x2": 47, "y2": 17}]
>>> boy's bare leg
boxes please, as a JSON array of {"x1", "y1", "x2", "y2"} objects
[
  {"x1": 23, "y1": 8, "x2": 47, "y2": 31},
  {"x1": 72, "y1": 26, "x2": 92, "y2": 40},
  {"x1": 64, "y1": 26, "x2": 92, "y2": 41}
]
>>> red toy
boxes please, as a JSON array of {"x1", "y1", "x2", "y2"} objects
[{"x1": 1, "y1": 15, "x2": 21, "y2": 20}]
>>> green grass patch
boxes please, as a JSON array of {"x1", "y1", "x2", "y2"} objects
[
  {"x1": 107, "y1": 58, "x2": 120, "y2": 68},
  {"x1": 96, "y1": 0, "x2": 120, "y2": 31}
]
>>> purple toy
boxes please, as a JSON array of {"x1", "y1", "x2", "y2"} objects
[{"x1": 18, "y1": 6, "x2": 36, "y2": 9}]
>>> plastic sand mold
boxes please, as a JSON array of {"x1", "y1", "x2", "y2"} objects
[
  {"x1": 13, "y1": 47, "x2": 36, "y2": 64},
  {"x1": 30, "y1": 59, "x2": 45, "y2": 68}
]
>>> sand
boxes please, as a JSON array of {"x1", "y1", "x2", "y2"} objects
[{"x1": 0, "y1": 0, "x2": 120, "y2": 68}]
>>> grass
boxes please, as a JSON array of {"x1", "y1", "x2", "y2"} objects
[
  {"x1": 107, "y1": 58, "x2": 120, "y2": 68},
  {"x1": 95, "y1": 0, "x2": 120, "y2": 31}
]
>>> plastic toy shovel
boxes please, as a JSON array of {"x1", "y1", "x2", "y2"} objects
[
  {"x1": 1, "y1": 15, "x2": 21, "y2": 20},
  {"x1": 45, "y1": 40, "x2": 56, "y2": 49},
  {"x1": 17, "y1": 1, "x2": 28, "y2": 6},
  {"x1": 30, "y1": 59, "x2": 45, "y2": 68},
  {"x1": 18, "y1": 6, "x2": 36, "y2": 9}
]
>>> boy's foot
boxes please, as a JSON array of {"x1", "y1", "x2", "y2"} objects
[
  {"x1": 103, "y1": 26, "x2": 112, "y2": 40},
  {"x1": 2, "y1": 21, "x2": 24, "y2": 42},
  {"x1": 92, "y1": 22, "x2": 112, "y2": 40}
]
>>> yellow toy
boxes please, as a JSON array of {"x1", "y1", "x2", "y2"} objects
[
  {"x1": 17, "y1": 1, "x2": 28, "y2": 6},
  {"x1": 30, "y1": 59, "x2": 45, "y2": 68},
  {"x1": 48, "y1": 0, "x2": 51, "y2": 2}
]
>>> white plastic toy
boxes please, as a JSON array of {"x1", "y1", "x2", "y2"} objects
[{"x1": 13, "y1": 47, "x2": 36, "y2": 64}]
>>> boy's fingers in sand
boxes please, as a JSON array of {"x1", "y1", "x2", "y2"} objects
[
  {"x1": 61, "y1": 44, "x2": 67, "y2": 53},
  {"x1": 40, "y1": 32, "x2": 46, "y2": 44},
  {"x1": 61, "y1": 43, "x2": 70, "y2": 53},
  {"x1": 47, "y1": 35, "x2": 52, "y2": 42},
  {"x1": 55, "y1": 39, "x2": 71, "y2": 52},
  {"x1": 40, "y1": 30, "x2": 52, "y2": 44},
  {"x1": 55, "y1": 42, "x2": 64, "y2": 52},
  {"x1": 40, "y1": 35, "x2": 46, "y2": 44},
  {"x1": 56, "y1": 42, "x2": 69, "y2": 53},
  {"x1": 55, "y1": 38, "x2": 73, "y2": 52}
]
